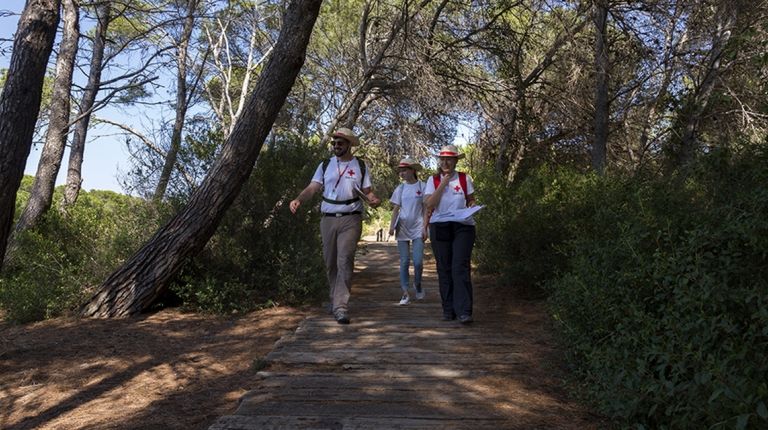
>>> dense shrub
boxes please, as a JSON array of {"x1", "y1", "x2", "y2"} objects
[
  {"x1": 0, "y1": 185, "x2": 161, "y2": 323},
  {"x1": 473, "y1": 165, "x2": 598, "y2": 294},
  {"x1": 544, "y1": 148, "x2": 768, "y2": 428},
  {"x1": 172, "y1": 138, "x2": 328, "y2": 313}
]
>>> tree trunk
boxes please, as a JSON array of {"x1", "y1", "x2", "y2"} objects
[
  {"x1": 675, "y1": 4, "x2": 736, "y2": 168},
  {"x1": 153, "y1": 0, "x2": 198, "y2": 201},
  {"x1": 494, "y1": 103, "x2": 517, "y2": 175},
  {"x1": 0, "y1": 0, "x2": 60, "y2": 270},
  {"x1": 592, "y1": 1, "x2": 609, "y2": 175},
  {"x1": 15, "y1": 0, "x2": 79, "y2": 233},
  {"x1": 81, "y1": 0, "x2": 323, "y2": 318},
  {"x1": 61, "y1": 2, "x2": 110, "y2": 209}
]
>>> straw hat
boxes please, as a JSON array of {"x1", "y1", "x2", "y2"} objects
[
  {"x1": 397, "y1": 156, "x2": 423, "y2": 171},
  {"x1": 437, "y1": 144, "x2": 465, "y2": 159},
  {"x1": 331, "y1": 127, "x2": 360, "y2": 146}
]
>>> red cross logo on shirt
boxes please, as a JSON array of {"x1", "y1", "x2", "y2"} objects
[
  {"x1": 416, "y1": 190, "x2": 422, "y2": 195},
  {"x1": 347, "y1": 169, "x2": 356, "y2": 177},
  {"x1": 454, "y1": 185, "x2": 461, "y2": 192}
]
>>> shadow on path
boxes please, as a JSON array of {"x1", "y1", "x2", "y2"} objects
[{"x1": 209, "y1": 241, "x2": 603, "y2": 429}]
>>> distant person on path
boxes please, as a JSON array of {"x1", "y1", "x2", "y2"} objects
[
  {"x1": 424, "y1": 144, "x2": 477, "y2": 324},
  {"x1": 388, "y1": 157, "x2": 427, "y2": 306},
  {"x1": 289, "y1": 127, "x2": 381, "y2": 324}
]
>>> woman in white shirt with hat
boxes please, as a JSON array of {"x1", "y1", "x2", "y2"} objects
[
  {"x1": 388, "y1": 157, "x2": 427, "y2": 305},
  {"x1": 423, "y1": 144, "x2": 477, "y2": 324}
]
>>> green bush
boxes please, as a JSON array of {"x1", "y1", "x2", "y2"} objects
[
  {"x1": 0, "y1": 186, "x2": 160, "y2": 323},
  {"x1": 473, "y1": 165, "x2": 599, "y2": 295},
  {"x1": 173, "y1": 137, "x2": 328, "y2": 313},
  {"x1": 545, "y1": 147, "x2": 768, "y2": 428}
]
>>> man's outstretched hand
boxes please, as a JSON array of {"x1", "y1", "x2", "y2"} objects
[{"x1": 289, "y1": 199, "x2": 301, "y2": 214}]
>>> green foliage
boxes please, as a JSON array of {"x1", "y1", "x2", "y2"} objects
[
  {"x1": 172, "y1": 136, "x2": 328, "y2": 313},
  {"x1": 473, "y1": 164, "x2": 596, "y2": 295},
  {"x1": 0, "y1": 185, "x2": 161, "y2": 323},
  {"x1": 475, "y1": 144, "x2": 768, "y2": 427},
  {"x1": 542, "y1": 147, "x2": 768, "y2": 428}
]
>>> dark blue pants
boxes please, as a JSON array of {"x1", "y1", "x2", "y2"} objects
[{"x1": 429, "y1": 222, "x2": 475, "y2": 318}]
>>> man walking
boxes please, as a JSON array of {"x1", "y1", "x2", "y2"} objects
[{"x1": 289, "y1": 127, "x2": 381, "y2": 324}]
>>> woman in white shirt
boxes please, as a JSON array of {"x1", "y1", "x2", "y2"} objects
[
  {"x1": 424, "y1": 145, "x2": 477, "y2": 324},
  {"x1": 389, "y1": 157, "x2": 427, "y2": 305}
]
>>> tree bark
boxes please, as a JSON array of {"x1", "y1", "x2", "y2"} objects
[
  {"x1": 0, "y1": 0, "x2": 60, "y2": 270},
  {"x1": 61, "y1": 2, "x2": 110, "y2": 209},
  {"x1": 153, "y1": 0, "x2": 198, "y2": 201},
  {"x1": 81, "y1": 0, "x2": 323, "y2": 318},
  {"x1": 15, "y1": 0, "x2": 79, "y2": 233},
  {"x1": 675, "y1": 3, "x2": 736, "y2": 168},
  {"x1": 592, "y1": 1, "x2": 609, "y2": 175}
]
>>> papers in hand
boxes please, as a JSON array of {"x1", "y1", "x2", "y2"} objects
[
  {"x1": 353, "y1": 185, "x2": 371, "y2": 204},
  {"x1": 429, "y1": 205, "x2": 484, "y2": 223}
]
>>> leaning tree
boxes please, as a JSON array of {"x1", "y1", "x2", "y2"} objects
[
  {"x1": 0, "y1": 0, "x2": 60, "y2": 270},
  {"x1": 81, "y1": 0, "x2": 323, "y2": 317}
]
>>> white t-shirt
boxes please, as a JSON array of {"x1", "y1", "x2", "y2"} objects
[
  {"x1": 424, "y1": 172, "x2": 476, "y2": 225},
  {"x1": 390, "y1": 181, "x2": 425, "y2": 241},
  {"x1": 311, "y1": 157, "x2": 371, "y2": 213}
]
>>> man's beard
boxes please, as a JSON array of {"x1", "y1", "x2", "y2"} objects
[{"x1": 334, "y1": 146, "x2": 349, "y2": 157}]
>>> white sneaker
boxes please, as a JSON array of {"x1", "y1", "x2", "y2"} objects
[
  {"x1": 398, "y1": 294, "x2": 410, "y2": 305},
  {"x1": 415, "y1": 285, "x2": 425, "y2": 300}
]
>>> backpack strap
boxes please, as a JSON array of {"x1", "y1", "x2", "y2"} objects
[
  {"x1": 432, "y1": 172, "x2": 469, "y2": 204},
  {"x1": 458, "y1": 172, "x2": 468, "y2": 198},
  {"x1": 322, "y1": 157, "x2": 367, "y2": 186},
  {"x1": 321, "y1": 157, "x2": 367, "y2": 205}
]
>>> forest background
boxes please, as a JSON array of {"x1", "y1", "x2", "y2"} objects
[{"x1": 1, "y1": 0, "x2": 767, "y2": 428}]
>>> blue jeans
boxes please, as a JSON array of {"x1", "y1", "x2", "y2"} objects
[{"x1": 397, "y1": 238, "x2": 424, "y2": 292}]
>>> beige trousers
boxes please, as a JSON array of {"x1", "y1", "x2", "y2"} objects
[{"x1": 320, "y1": 214, "x2": 363, "y2": 313}]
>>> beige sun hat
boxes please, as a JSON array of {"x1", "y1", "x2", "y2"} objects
[
  {"x1": 331, "y1": 127, "x2": 360, "y2": 146},
  {"x1": 397, "y1": 156, "x2": 423, "y2": 171},
  {"x1": 437, "y1": 144, "x2": 465, "y2": 159}
]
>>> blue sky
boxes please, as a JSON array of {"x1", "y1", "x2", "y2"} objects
[{"x1": 1, "y1": 1, "x2": 137, "y2": 193}]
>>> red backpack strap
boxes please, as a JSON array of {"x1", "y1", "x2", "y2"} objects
[
  {"x1": 458, "y1": 172, "x2": 468, "y2": 197},
  {"x1": 434, "y1": 173, "x2": 468, "y2": 200},
  {"x1": 432, "y1": 174, "x2": 441, "y2": 189}
]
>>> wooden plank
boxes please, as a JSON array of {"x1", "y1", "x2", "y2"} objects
[
  {"x1": 210, "y1": 415, "x2": 521, "y2": 430},
  {"x1": 255, "y1": 368, "x2": 519, "y2": 380},
  {"x1": 276, "y1": 333, "x2": 520, "y2": 344},
  {"x1": 265, "y1": 350, "x2": 526, "y2": 365},
  {"x1": 240, "y1": 387, "x2": 524, "y2": 403},
  {"x1": 233, "y1": 400, "x2": 514, "y2": 419}
]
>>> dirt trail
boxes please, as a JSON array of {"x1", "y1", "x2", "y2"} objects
[{"x1": 210, "y1": 241, "x2": 602, "y2": 429}]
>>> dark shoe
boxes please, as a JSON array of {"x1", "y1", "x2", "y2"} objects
[
  {"x1": 442, "y1": 313, "x2": 456, "y2": 321},
  {"x1": 334, "y1": 311, "x2": 350, "y2": 325},
  {"x1": 458, "y1": 314, "x2": 473, "y2": 324}
]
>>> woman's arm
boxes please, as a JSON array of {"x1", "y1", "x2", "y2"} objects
[{"x1": 389, "y1": 205, "x2": 400, "y2": 235}]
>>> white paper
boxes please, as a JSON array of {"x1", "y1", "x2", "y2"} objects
[
  {"x1": 353, "y1": 184, "x2": 370, "y2": 204},
  {"x1": 429, "y1": 205, "x2": 484, "y2": 223}
]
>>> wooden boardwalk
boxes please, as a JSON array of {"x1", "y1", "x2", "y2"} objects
[{"x1": 209, "y1": 241, "x2": 598, "y2": 430}]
